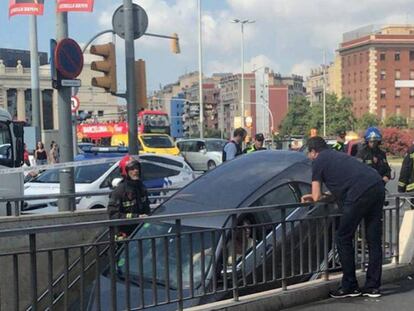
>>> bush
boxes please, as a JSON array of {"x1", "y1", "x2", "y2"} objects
[{"x1": 381, "y1": 128, "x2": 413, "y2": 156}]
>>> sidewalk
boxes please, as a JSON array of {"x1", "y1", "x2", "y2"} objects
[{"x1": 284, "y1": 274, "x2": 414, "y2": 311}]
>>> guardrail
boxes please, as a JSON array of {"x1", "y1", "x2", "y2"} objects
[{"x1": 0, "y1": 192, "x2": 407, "y2": 311}]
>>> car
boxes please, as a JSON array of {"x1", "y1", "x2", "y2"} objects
[
  {"x1": 77, "y1": 142, "x2": 95, "y2": 152},
  {"x1": 22, "y1": 153, "x2": 196, "y2": 214},
  {"x1": 87, "y1": 150, "x2": 338, "y2": 310},
  {"x1": 176, "y1": 138, "x2": 227, "y2": 171}
]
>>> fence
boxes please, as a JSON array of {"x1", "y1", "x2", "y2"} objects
[{"x1": 0, "y1": 191, "x2": 406, "y2": 311}]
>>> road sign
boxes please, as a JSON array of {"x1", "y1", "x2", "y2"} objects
[
  {"x1": 112, "y1": 4, "x2": 148, "y2": 40},
  {"x1": 71, "y1": 96, "x2": 80, "y2": 113},
  {"x1": 54, "y1": 38, "x2": 84, "y2": 79},
  {"x1": 61, "y1": 79, "x2": 81, "y2": 87}
]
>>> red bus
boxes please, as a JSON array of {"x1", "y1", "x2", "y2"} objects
[{"x1": 77, "y1": 110, "x2": 170, "y2": 144}]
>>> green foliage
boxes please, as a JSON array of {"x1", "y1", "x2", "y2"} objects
[
  {"x1": 356, "y1": 113, "x2": 380, "y2": 130},
  {"x1": 204, "y1": 128, "x2": 222, "y2": 138},
  {"x1": 383, "y1": 115, "x2": 408, "y2": 128},
  {"x1": 279, "y1": 96, "x2": 312, "y2": 136}
]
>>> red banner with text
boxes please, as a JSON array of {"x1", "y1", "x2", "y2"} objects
[
  {"x1": 9, "y1": 0, "x2": 44, "y2": 17},
  {"x1": 57, "y1": 0, "x2": 94, "y2": 13}
]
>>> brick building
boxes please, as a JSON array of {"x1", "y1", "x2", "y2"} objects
[{"x1": 339, "y1": 25, "x2": 414, "y2": 120}]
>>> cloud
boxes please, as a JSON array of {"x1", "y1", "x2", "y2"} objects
[{"x1": 290, "y1": 60, "x2": 319, "y2": 77}]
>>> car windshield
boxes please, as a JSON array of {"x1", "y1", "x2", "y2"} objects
[
  {"x1": 30, "y1": 162, "x2": 114, "y2": 184},
  {"x1": 117, "y1": 222, "x2": 216, "y2": 289},
  {"x1": 205, "y1": 140, "x2": 226, "y2": 152},
  {"x1": 141, "y1": 135, "x2": 174, "y2": 148},
  {"x1": 143, "y1": 114, "x2": 170, "y2": 127}
]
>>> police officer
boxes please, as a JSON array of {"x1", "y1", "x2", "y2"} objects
[
  {"x1": 222, "y1": 127, "x2": 247, "y2": 162},
  {"x1": 243, "y1": 133, "x2": 266, "y2": 153},
  {"x1": 332, "y1": 129, "x2": 346, "y2": 152},
  {"x1": 356, "y1": 127, "x2": 391, "y2": 183},
  {"x1": 302, "y1": 136, "x2": 385, "y2": 298},
  {"x1": 398, "y1": 143, "x2": 414, "y2": 209},
  {"x1": 108, "y1": 156, "x2": 150, "y2": 236}
]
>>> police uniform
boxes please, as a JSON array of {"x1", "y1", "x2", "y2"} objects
[
  {"x1": 243, "y1": 145, "x2": 266, "y2": 153},
  {"x1": 399, "y1": 145, "x2": 414, "y2": 193},
  {"x1": 332, "y1": 141, "x2": 345, "y2": 152}
]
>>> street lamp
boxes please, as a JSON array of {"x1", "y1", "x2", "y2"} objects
[
  {"x1": 232, "y1": 18, "x2": 255, "y2": 129},
  {"x1": 198, "y1": 0, "x2": 204, "y2": 139}
]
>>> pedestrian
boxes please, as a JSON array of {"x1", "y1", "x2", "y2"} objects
[
  {"x1": 108, "y1": 155, "x2": 150, "y2": 237},
  {"x1": 301, "y1": 136, "x2": 385, "y2": 298},
  {"x1": 49, "y1": 142, "x2": 59, "y2": 164},
  {"x1": 34, "y1": 141, "x2": 48, "y2": 166},
  {"x1": 243, "y1": 133, "x2": 266, "y2": 153},
  {"x1": 222, "y1": 127, "x2": 247, "y2": 162},
  {"x1": 332, "y1": 129, "x2": 346, "y2": 152},
  {"x1": 398, "y1": 142, "x2": 414, "y2": 209},
  {"x1": 356, "y1": 127, "x2": 391, "y2": 184}
]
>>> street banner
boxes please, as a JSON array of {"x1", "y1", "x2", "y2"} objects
[
  {"x1": 57, "y1": 0, "x2": 94, "y2": 13},
  {"x1": 9, "y1": 0, "x2": 44, "y2": 17}
]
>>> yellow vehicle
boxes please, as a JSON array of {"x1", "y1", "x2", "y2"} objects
[{"x1": 111, "y1": 133, "x2": 180, "y2": 156}]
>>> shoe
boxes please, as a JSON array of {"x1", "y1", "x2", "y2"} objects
[
  {"x1": 362, "y1": 288, "x2": 381, "y2": 298},
  {"x1": 329, "y1": 288, "x2": 362, "y2": 298}
]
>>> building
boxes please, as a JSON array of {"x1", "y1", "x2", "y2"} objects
[
  {"x1": 306, "y1": 55, "x2": 342, "y2": 104},
  {"x1": 339, "y1": 24, "x2": 414, "y2": 120},
  {"x1": 272, "y1": 73, "x2": 306, "y2": 103},
  {"x1": 170, "y1": 93, "x2": 185, "y2": 139}
]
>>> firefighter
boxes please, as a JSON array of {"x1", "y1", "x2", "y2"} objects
[
  {"x1": 243, "y1": 133, "x2": 266, "y2": 153},
  {"x1": 356, "y1": 127, "x2": 391, "y2": 183},
  {"x1": 108, "y1": 155, "x2": 150, "y2": 237},
  {"x1": 332, "y1": 129, "x2": 346, "y2": 152},
  {"x1": 398, "y1": 143, "x2": 414, "y2": 209}
]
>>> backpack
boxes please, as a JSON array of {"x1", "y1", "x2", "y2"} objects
[{"x1": 222, "y1": 140, "x2": 242, "y2": 162}]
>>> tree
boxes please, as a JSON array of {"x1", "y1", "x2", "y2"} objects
[
  {"x1": 382, "y1": 128, "x2": 413, "y2": 156},
  {"x1": 204, "y1": 128, "x2": 222, "y2": 138},
  {"x1": 309, "y1": 94, "x2": 356, "y2": 136},
  {"x1": 383, "y1": 115, "x2": 407, "y2": 128},
  {"x1": 280, "y1": 96, "x2": 312, "y2": 136},
  {"x1": 356, "y1": 113, "x2": 380, "y2": 130}
]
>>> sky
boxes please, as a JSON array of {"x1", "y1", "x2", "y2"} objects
[{"x1": 1, "y1": 0, "x2": 414, "y2": 94}]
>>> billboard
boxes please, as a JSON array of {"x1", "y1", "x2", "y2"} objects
[
  {"x1": 57, "y1": 0, "x2": 94, "y2": 12},
  {"x1": 9, "y1": 0, "x2": 44, "y2": 17}
]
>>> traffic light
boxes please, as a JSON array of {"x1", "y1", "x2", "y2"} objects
[
  {"x1": 90, "y1": 43, "x2": 117, "y2": 93},
  {"x1": 171, "y1": 33, "x2": 181, "y2": 54}
]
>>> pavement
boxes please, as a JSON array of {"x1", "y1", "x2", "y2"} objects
[{"x1": 283, "y1": 274, "x2": 414, "y2": 311}]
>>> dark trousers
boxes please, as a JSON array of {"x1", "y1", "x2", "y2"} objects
[{"x1": 336, "y1": 182, "x2": 385, "y2": 290}]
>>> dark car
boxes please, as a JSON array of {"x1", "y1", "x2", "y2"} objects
[{"x1": 85, "y1": 151, "x2": 337, "y2": 310}]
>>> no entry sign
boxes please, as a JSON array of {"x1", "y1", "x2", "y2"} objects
[
  {"x1": 55, "y1": 38, "x2": 84, "y2": 79},
  {"x1": 71, "y1": 96, "x2": 80, "y2": 113}
]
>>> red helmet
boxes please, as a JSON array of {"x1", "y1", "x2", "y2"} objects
[{"x1": 119, "y1": 155, "x2": 141, "y2": 177}]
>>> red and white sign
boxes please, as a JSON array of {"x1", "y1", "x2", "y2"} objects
[
  {"x1": 9, "y1": 0, "x2": 44, "y2": 17},
  {"x1": 71, "y1": 96, "x2": 80, "y2": 113},
  {"x1": 57, "y1": 0, "x2": 94, "y2": 12}
]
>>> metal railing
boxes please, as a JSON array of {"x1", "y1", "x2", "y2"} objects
[{"x1": 0, "y1": 192, "x2": 408, "y2": 311}]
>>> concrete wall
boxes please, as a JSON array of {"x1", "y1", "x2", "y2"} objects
[{"x1": 0, "y1": 210, "x2": 108, "y2": 310}]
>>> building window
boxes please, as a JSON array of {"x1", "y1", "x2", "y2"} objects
[
  {"x1": 353, "y1": 54, "x2": 357, "y2": 65},
  {"x1": 395, "y1": 88, "x2": 401, "y2": 98},
  {"x1": 380, "y1": 89, "x2": 386, "y2": 99},
  {"x1": 381, "y1": 107, "x2": 386, "y2": 121},
  {"x1": 410, "y1": 88, "x2": 414, "y2": 98},
  {"x1": 348, "y1": 73, "x2": 351, "y2": 84},
  {"x1": 360, "y1": 89, "x2": 363, "y2": 100},
  {"x1": 395, "y1": 70, "x2": 401, "y2": 80},
  {"x1": 396, "y1": 106, "x2": 401, "y2": 116},
  {"x1": 380, "y1": 52, "x2": 386, "y2": 61},
  {"x1": 353, "y1": 72, "x2": 357, "y2": 83},
  {"x1": 410, "y1": 107, "x2": 414, "y2": 119},
  {"x1": 380, "y1": 70, "x2": 386, "y2": 80},
  {"x1": 395, "y1": 52, "x2": 401, "y2": 61},
  {"x1": 359, "y1": 53, "x2": 363, "y2": 64},
  {"x1": 360, "y1": 71, "x2": 363, "y2": 82},
  {"x1": 410, "y1": 70, "x2": 414, "y2": 80},
  {"x1": 97, "y1": 110, "x2": 104, "y2": 117},
  {"x1": 347, "y1": 56, "x2": 351, "y2": 66},
  {"x1": 410, "y1": 51, "x2": 414, "y2": 61}
]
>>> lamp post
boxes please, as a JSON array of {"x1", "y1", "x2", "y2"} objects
[
  {"x1": 232, "y1": 19, "x2": 255, "y2": 129},
  {"x1": 198, "y1": 0, "x2": 204, "y2": 138}
]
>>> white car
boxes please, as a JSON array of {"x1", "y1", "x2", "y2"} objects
[
  {"x1": 176, "y1": 138, "x2": 227, "y2": 171},
  {"x1": 23, "y1": 153, "x2": 195, "y2": 214}
]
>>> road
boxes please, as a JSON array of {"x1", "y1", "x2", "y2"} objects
[{"x1": 283, "y1": 275, "x2": 414, "y2": 311}]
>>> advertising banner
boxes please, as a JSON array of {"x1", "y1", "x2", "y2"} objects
[
  {"x1": 57, "y1": 0, "x2": 94, "y2": 13},
  {"x1": 9, "y1": 0, "x2": 44, "y2": 17}
]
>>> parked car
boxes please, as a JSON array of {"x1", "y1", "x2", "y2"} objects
[
  {"x1": 86, "y1": 150, "x2": 338, "y2": 310},
  {"x1": 23, "y1": 153, "x2": 195, "y2": 214},
  {"x1": 176, "y1": 138, "x2": 227, "y2": 171}
]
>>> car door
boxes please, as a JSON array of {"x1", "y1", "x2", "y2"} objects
[{"x1": 186, "y1": 141, "x2": 203, "y2": 171}]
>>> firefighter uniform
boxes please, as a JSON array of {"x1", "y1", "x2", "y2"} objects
[{"x1": 398, "y1": 146, "x2": 414, "y2": 193}]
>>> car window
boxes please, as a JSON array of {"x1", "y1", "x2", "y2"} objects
[
  {"x1": 141, "y1": 135, "x2": 174, "y2": 148},
  {"x1": 140, "y1": 155, "x2": 183, "y2": 168},
  {"x1": 205, "y1": 140, "x2": 226, "y2": 152},
  {"x1": 196, "y1": 141, "x2": 206, "y2": 151},
  {"x1": 296, "y1": 182, "x2": 311, "y2": 197},
  {"x1": 141, "y1": 162, "x2": 180, "y2": 180},
  {"x1": 252, "y1": 183, "x2": 298, "y2": 223},
  {"x1": 100, "y1": 166, "x2": 121, "y2": 188},
  {"x1": 0, "y1": 122, "x2": 12, "y2": 165}
]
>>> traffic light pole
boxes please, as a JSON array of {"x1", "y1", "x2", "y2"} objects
[
  {"x1": 124, "y1": 0, "x2": 138, "y2": 155},
  {"x1": 56, "y1": 12, "x2": 75, "y2": 212}
]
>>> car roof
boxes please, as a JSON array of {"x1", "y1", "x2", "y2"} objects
[
  {"x1": 155, "y1": 150, "x2": 309, "y2": 227},
  {"x1": 177, "y1": 138, "x2": 226, "y2": 142}
]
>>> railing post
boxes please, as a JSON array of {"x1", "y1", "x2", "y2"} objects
[
  {"x1": 395, "y1": 196, "x2": 400, "y2": 264},
  {"x1": 29, "y1": 233, "x2": 38, "y2": 311},
  {"x1": 109, "y1": 226, "x2": 117, "y2": 311},
  {"x1": 231, "y1": 213, "x2": 239, "y2": 301},
  {"x1": 323, "y1": 204, "x2": 329, "y2": 281},
  {"x1": 176, "y1": 219, "x2": 183, "y2": 311},
  {"x1": 281, "y1": 207, "x2": 287, "y2": 291}
]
